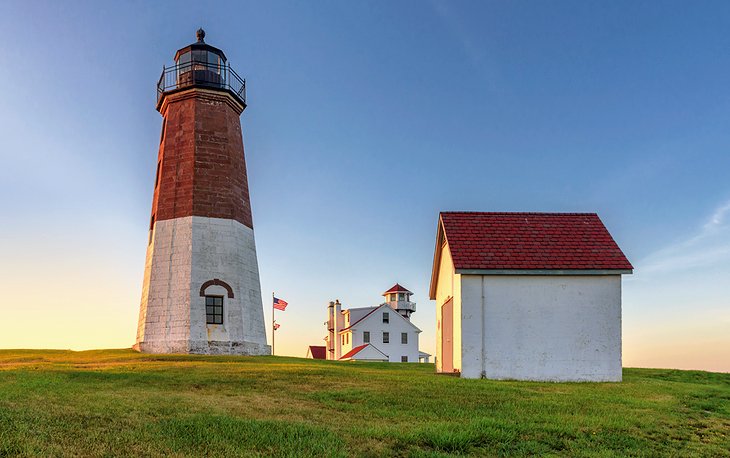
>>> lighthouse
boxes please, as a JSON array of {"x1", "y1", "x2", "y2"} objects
[{"x1": 134, "y1": 30, "x2": 270, "y2": 355}]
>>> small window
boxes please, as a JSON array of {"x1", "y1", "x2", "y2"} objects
[
  {"x1": 178, "y1": 51, "x2": 191, "y2": 66},
  {"x1": 208, "y1": 51, "x2": 221, "y2": 70},
  {"x1": 159, "y1": 119, "x2": 167, "y2": 145},
  {"x1": 363, "y1": 331, "x2": 370, "y2": 343},
  {"x1": 401, "y1": 356, "x2": 408, "y2": 362},
  {"x1": 383, "y1": 312, "x2": 389, "y2": 323},
  {"x1": 401, "y1": 332, "x2": 408, "y2": 344},
  {"x1": 383, "y1": 332, "x2": 389, "y2": 344},
  {"x1": 341, "y1": 335, "x2": 345, "y2": 345},
  {"x1": 154, "y1": 160, "x2": 161, "y2": 188},
  {"x1": 205, "y1": 296, "x2": 223, "y2": 324},
  {"x1": 390, "y1": 294, "x2": 397, "y2": 302},
  {"x1": 192, "y1": 49, "x2": 207, "y2": 64},
  {"x1": 346, "y1": 334, "x2": 349, "y2": 344},
  {"x1": 398, "y1": 293, "x2": 405, "y2": 301}
]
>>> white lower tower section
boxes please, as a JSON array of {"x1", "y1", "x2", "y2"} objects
[{"x1": 135, "y1": 216, "x2": 270, "y2": 355}]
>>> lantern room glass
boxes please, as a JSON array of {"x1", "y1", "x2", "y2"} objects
[{"x1": 175, "y1": 50, "x2": 226, "y2": 88}]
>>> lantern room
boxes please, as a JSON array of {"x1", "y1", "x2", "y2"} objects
[
  {"x1": 156, "y1": 28, "x2": 246, "y2": 111},
  {"x1": 175, "y1": 28, "x2": 226, "y2": 86}
]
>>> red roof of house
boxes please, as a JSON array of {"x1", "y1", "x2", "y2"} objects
[
  {"x1": 382, "y1": 283, "x2": 412, "y2": 295},
  {"x1": 439, "y1": 212, "x2": 633, "y2": 271},
  {"x1": 308, "y1": 345, "x2": 326, "y2": 359},
  {"x1": 339, "y1": 344, "x2": 369, "y2": 360}
]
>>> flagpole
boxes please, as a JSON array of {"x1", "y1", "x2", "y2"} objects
[{"x1": 272, "y1": 292, "x2": 275, "y2": 356}]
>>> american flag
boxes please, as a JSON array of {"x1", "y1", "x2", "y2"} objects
[
  {"x1": 273, "y1": 297, "x2": 288, "y2": 311},
  {"x1": 273, "y1": 323, "x2": 280, "y2": 330}
]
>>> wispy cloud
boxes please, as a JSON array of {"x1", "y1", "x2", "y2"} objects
[
  {"x1": 429, "y1": 0, "x2": 498, "y2": 89},
  {"x1": 639, "y1": 198, "x2": 730, "y2": 275},
  {"x1": 704, "y1": 200, "x2": 730, "y2": 231}
]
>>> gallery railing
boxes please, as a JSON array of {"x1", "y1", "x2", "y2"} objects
[{"x1": 157, "y1": 61, "x2": 246, "y2": 106}]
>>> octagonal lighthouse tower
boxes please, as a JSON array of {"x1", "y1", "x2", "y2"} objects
[{"x1": 134, "y1": 30, "x2": 270, "y2": 355}]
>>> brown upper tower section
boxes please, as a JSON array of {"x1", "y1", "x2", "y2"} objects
[{"x1": 149, "y1": 30, "x2": 253, "y2": 229}]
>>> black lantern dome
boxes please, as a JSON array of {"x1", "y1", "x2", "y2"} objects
[
  {"x1": 156, "y1": 29, "x2": 246, "y2": 111},
  {"x1": 174, "y1": 28, "x2": 227, "y2": 64}
]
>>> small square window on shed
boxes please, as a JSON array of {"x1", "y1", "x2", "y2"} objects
[
  {"x1": 401, "y1": 356, "x2": 408, "y2": 362},
  {"x1": 383, "y1": 312, "x2": 389, "y2": 323},
  {"x1": 205, "y1": 296, "x2": 223, "y2": 324}
]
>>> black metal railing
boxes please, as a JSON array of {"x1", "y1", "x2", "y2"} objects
[{"x1": 156, "y1": 61, "x2": 246, "y2": 106}]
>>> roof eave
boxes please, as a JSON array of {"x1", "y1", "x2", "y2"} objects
[
  {"x1": 428, "y1": 215, "x2": 446, "y2": 300},
  {"x1": 455, "y1": 268, "x2": 633, "y2": 275},
  {"x1": 340, "y1": 303, "x2": 421, "y2": 333}
]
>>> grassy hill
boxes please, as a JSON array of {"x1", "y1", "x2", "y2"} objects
[{"x1": 0, "y1": 350, "x2": 728, "y2": 457}]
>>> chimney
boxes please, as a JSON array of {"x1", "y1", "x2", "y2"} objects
[{"x1": 334, "y1": 300, "x2": 342, "y2": 360}]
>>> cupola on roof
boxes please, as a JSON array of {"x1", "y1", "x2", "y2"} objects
[{"x1": 382, "y1": 283, "x2": 413, "y2": 296}]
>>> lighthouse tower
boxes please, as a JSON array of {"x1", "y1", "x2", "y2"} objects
[{"x1": 134, "y1": 30, "x2": 270, "y2": 355}]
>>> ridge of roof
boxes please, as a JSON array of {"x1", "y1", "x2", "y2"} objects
[
  {"x1": 339, "y1": 303, "x2": 422, "y2": 333},
  {"x1": 440, "y1": 211, "x2": 598, "y2": 216},
  {"x1": 339, "y1": 305, "x2": 384, "y2": 331},
  {"x1": 339, "y1": 344, "x2": 389, "y2": 360},
  {"x1": 343, "y1": 306, "x2": 378, "y2": 312},
  {"x1": 339, "y1": 344, "x2": 369, "y2": 360}
]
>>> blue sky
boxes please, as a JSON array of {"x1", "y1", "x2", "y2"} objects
[{"x1": 0, "y1": 1, "x2": 728, "y2": 371}]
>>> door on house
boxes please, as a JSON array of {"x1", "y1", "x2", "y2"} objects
[{"x1": 441, "y1": 298, "x2": 453, "y2": 373}]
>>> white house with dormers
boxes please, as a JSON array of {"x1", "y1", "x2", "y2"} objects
[{"x1": 324, "y1": 284, "x2": 424, "y2": 363}]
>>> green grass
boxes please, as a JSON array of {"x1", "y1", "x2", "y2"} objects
[{"x1": 0, "y1": 350, "x2": 728, "y2": 457}]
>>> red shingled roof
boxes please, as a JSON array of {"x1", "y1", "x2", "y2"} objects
[
  {"x1": 308, "y1": 345, "x2": 326, "y2": 359},
  {"x1": 382, "y1": 283, "x2": 412, "y2": 295},
  {"x1": 339, "y1": 344, "x2": 369, "y2": 360},
  {"x1": 440, "y1": 212, "x2": 632, "y2": 271}
]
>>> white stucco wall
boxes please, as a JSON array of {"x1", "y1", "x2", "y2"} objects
[
  {"x1": 135, "y1": 216, "x2": 270, "y2": 355},
  {"x1": 135, "y1": 217, "x2": 192, "y2": 353},
  {"x1": 459, "y1": 275, "x2": 622, "y2": 381},
  {"x1": 348, "y1": 306, "x2": 421, "y2": 363}
]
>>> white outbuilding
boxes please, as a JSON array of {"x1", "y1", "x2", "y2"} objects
[{"x1": 430, "y1": 212, "x2": 633, "y2": 382}]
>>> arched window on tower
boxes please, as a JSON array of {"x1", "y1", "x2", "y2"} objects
[{"x1": 205, "y1": 296, "x2": 223, "y2": 324}]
